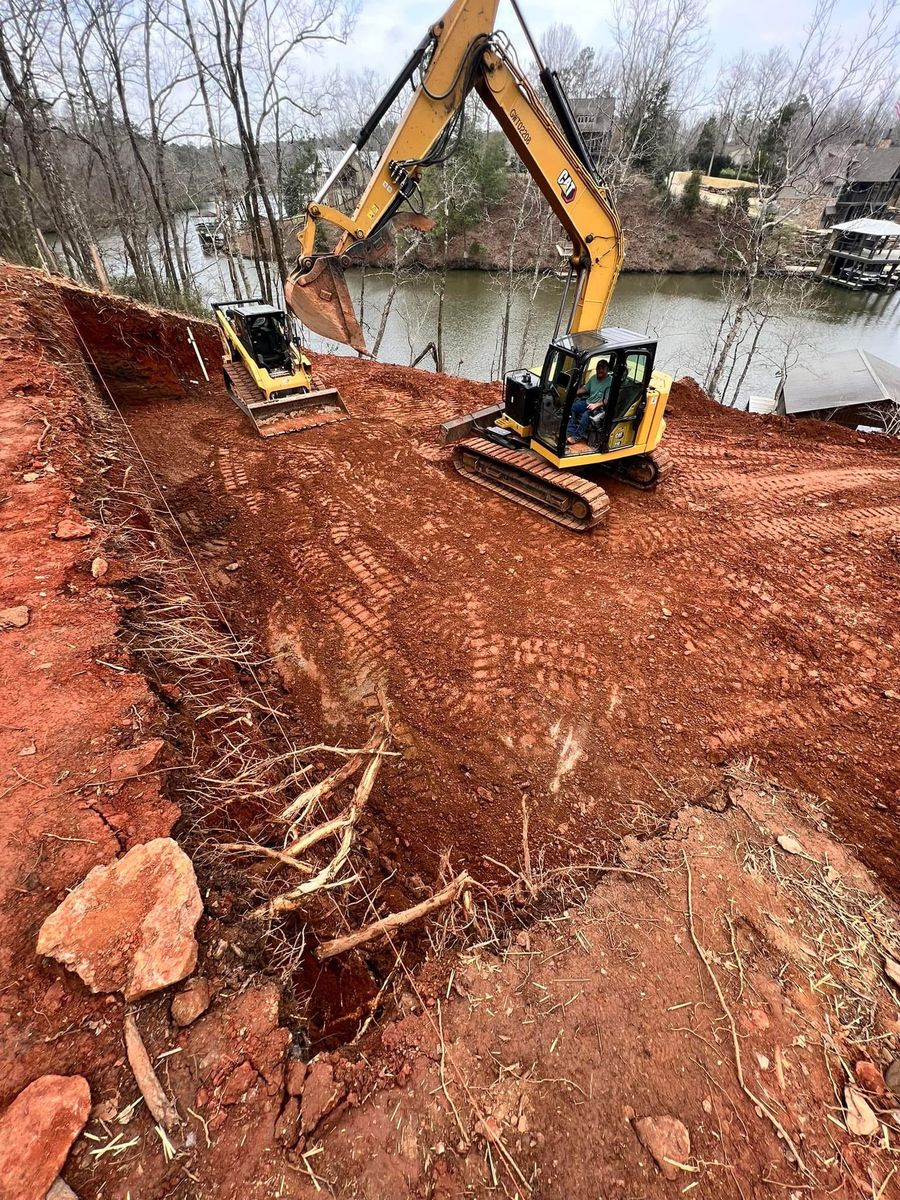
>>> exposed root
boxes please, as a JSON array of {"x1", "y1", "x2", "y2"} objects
[
  {"x1": 683, "y1": 850, "x2": 810, "y2": 1178},
  {"x1": 317, "y1": 872, "x2": 473, "y2": 959}
]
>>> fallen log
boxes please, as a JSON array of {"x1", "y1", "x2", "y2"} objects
[{"x1": 316, "y1": 872, "x2": 472, "y2": 960}]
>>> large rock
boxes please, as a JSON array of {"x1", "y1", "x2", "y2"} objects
[
  {"x1": 37, "y1": 838, "x2": 203, "y2": 1001},
  {"x1": 0, "y1": 1075, "x2": 90, "y2": 1200}
]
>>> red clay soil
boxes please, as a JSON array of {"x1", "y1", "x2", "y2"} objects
[
  {"x1": 1, "y1": 263, "x2": 899, "y2": 1200},
  {"x1": 0, "y1": 272, "x2": 177, "y2": 1098},
  {"x1": 57, "y1": 285, "x2": 900, "y2": 897}
]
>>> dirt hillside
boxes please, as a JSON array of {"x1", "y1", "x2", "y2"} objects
[{"x1": 0, "y1": 262, "x2": 898, "y2": 1199}]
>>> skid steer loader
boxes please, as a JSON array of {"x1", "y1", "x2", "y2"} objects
[{"x1": 212, "y1": 299, "x2": 348, "y2": 439}]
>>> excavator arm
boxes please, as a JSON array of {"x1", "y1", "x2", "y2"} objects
[{"x1": 285, "y1": 0, "x2": 623, "y2": 353}]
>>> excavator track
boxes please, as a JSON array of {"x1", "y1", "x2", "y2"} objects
[
  {"x1": 452, "y1": 437, "x2": 610, "y2": 532},
  {"x1": 609, "y1": 446, "x2": 674, "y2": 490}
]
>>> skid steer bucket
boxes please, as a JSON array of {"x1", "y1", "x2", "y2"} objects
[
  {"x1": 284, "y1": 257, "x2": 368, "y2": 355},
  {"x1": 223, "y1": 363, "x2": 349, "y2": 439}
]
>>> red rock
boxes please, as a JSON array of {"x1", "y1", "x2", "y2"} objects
[
  {"x1": 0, "y1": 605, "x2": 30, "y2": 630},
  {"x1": 108, "y1": 738, "x2": 165, "y2": 785},
  {"x1": 171, "y1": 977, "x2": 211, "y2": 1027},
  {"x1": 0, "y1": 1075, "x2": 90, "y2": 1200},
  {"x1": 53, "y1": 516, "x2": 92, "y2": 540},
  {"x1": 854, "y1": 1060, "x2": 887, "y2": 1097},
  {"x1": 286, "y1": 1059, "x2": 308, "y2": 1097},
  {"x1": 36, "y1": 837, "x2": 203, "y2": 1000},
  {"x1": 634, "y1": 1114, "x2": 691, "y2": 1181},
  {"x1": 220, "y1": 1061, "x2": 260, "y2": 1107},
  {"x1": 275, "y1": 1097, "x2": 301, "y2": 1146},
  {"x1": 300, "y1": 1060, "x2": 345, "y2": 1134}
]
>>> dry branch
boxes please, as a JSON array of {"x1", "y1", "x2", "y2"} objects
[
  {"x1": 124, "y1": 1012, "x2": 180, "y2": 1131},
  {"x1": 317, "y1": 872, "x2": 473, "y2": 960}
]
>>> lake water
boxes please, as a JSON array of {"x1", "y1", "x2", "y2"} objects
[{"x1": 89, "y1": 215, "x2": 899, "y2": 406}]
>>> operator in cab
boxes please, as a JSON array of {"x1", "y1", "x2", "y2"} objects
[{"x1": 567, "y1": 358, "x2": 612, "y2": 444}]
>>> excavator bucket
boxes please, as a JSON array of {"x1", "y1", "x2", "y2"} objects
[
  {"x1": 223, "y1": 363, "x2": 349, "y2": 439},
  {"x1": 284, "y1": 257, "x2": 368, "y2": 355}
]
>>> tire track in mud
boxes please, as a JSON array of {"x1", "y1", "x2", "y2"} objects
[{"x1": 117, "y1": 370, "x2": 900, "y2": 888}]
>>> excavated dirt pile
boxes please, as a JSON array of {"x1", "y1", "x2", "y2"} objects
[{"x1": 1, "y1": 262, "x2": 899, "y2": 1199}]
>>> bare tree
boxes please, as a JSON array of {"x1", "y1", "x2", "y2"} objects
[{"x1": 704, "y1": 0, "x2": 900, "y2": 402}]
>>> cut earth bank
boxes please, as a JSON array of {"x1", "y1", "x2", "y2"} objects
[{"x1": 0, "y1": 261, "x2": 898, "y2": 1199}]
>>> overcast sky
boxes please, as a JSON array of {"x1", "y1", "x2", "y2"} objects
[{"x1": 309, "y1": 0, "x2": 879, "y2": 81}]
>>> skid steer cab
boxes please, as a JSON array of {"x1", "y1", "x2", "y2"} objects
[{"x1": 211, "y1": 298, "x2": 348, "y2": 439}]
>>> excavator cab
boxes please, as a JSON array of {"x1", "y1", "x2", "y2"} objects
[{"x1": 531, "y1": 330, "x2": 658, "y2": 459}]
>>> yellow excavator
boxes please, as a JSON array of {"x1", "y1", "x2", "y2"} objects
[{"x1": 284, "y1": 0, "x2": 672, "y2": 529}]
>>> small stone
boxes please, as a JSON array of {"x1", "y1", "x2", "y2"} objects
[
  {"x1": 286, "y1": 1060, "x2": 308, "y2": 1097},
  {"x1": 634, "y1": 1115, "x2": 691, "y2": 1181},
  {"x1": 90, "y1": 1099, "x2": 118, "y2": 1124},
  {"x1": 53, "y1": 517, "x2": 92, "y2": 540},
  {"x1": 220, "y1": 1061, "x2": 259, "y2": 1107},
  {"x1": 854, "y1": 1060, "x2": 887, "y2": 1097},
  {"x1": 0, "y1": 1075, "x2": 90, "y2": 1200},
  {"x1": 23, "y1": 472, "x2": 40, "y2": 482},
  {"x1": 746, "y1": 1007, "x2": 770, "y2": 1032},
  {"x1": 91, "y1": 557, "x2": 109, "y2": 579},
  {"x1": 0, "y1": 605, "x2": 30, "y2": 630},
  {"x1": 36, "y1": 837, "x2": 203, "y2": 1001},
  {"x1": 777, "y1": 834, "x2": 806, "y2": 857},
  {"x1": 171, "y1": 977, "x2": 210, "y2": 1027},
  {"x1": 884, "y1": 1059, "x2": 900, "y2": 1100},
  {"x1": 300, "y1": 1060, "x2": 344, "y2": 1134},
  {"x1": 108, "y1": 738, "x2": 165, "y2": 784},
  {"x1": 475, "y1": 1115, "x2": 502, "y2": 1143},
  {"x1": 225, "y1": 562, "x2": 240, "y2": 572},
  {"x1": 756, "y1": 1054, "x2": 770, "y2": 1071},
  {"x1": 47, "y1": 1179, "x2": 79, "y2": 1200},
  {"x1": 844, "y1": 1086, "x2": 879, "y2": 1137}
]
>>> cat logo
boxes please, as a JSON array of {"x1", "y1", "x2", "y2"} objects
[{"x1": 557, "y1": 169, "x2": 576, "y2": 204}]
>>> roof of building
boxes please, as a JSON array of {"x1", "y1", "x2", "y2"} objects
[
  {"x1": 832, "y1": 217, "x2": 900, "y2": 236},
  {"x1": 850, "y1": 146, "x2": 900, "y2": 183},
  {"x1": 781, "y1": 349, "x2": 900, "y2": 414}
]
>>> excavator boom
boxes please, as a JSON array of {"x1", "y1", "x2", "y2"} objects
[{"x1": 284, "y1": 0, "x2": 623, "y2": 351}]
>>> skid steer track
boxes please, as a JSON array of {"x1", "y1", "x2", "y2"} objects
[
  {"x1": 223, "y1": 361, "x2": 348, "y2": 439},
  {"x1": 452, "y1": 437, "x2": 610, "y2": 532}
]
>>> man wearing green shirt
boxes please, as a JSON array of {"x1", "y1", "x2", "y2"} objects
[{"x1": 567, "y1": 359, "x2": 612, "y2": 444}]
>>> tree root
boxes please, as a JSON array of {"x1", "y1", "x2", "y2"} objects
[{"x1": 316, "y1": 872, "x2": 473, "y2": 959}]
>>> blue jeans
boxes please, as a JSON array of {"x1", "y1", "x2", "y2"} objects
[{"x1": 567, "y1": 398, "x2": 590, "y2": 440}]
